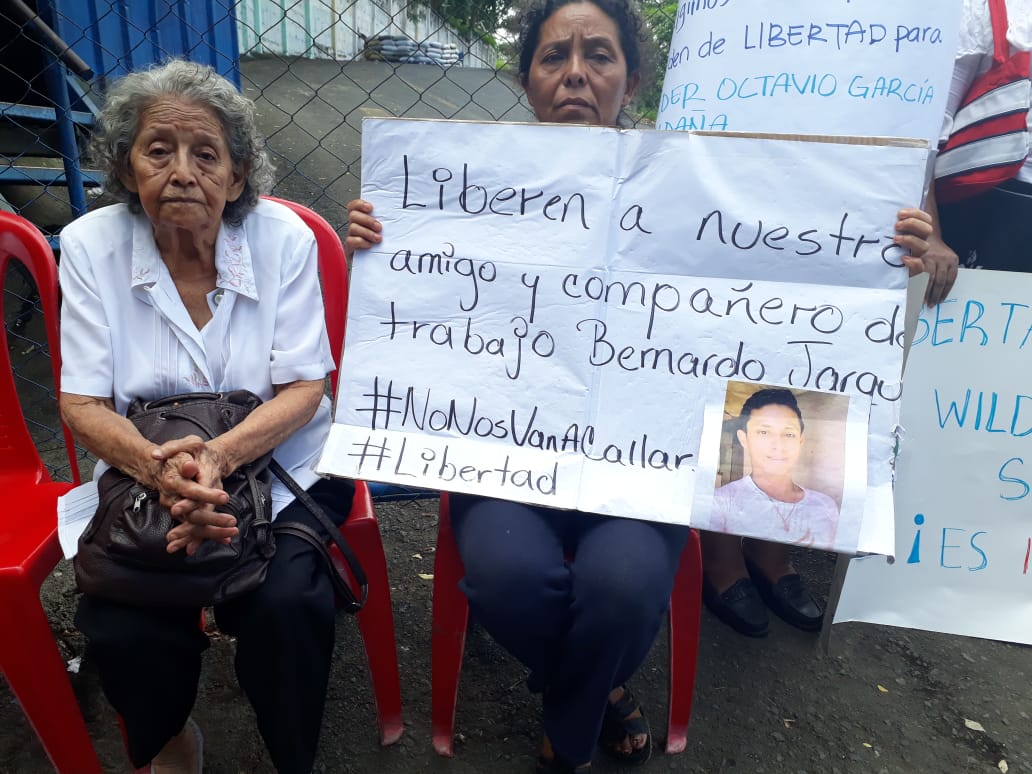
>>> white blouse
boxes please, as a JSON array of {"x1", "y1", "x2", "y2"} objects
[
  {"x1": 955, "y1": 0, "x2": 1032, "y2": 57},
  {"x1": 59, "y1": 199, "x2": 336, "y2": 516}
]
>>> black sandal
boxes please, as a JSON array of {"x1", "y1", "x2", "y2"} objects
[{"x1": 599, "y1": 685, "x2": 653, "y2": 766}]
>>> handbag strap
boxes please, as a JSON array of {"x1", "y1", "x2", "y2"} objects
[
  {"x1": 988, "y1": 0, "x2": 1012, "y2": 66},
  {"x1": 143, "y1": 391, "x2": 224, "y2": 409},
  {"x1": 269, "y1": 460, "x2": 368, "y2": 614},
  {"x1": 160, "y1": 410, "x2": 218, "y2": 440}
]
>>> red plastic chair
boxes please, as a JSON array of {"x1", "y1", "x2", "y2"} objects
[
  {"x1": 0, "y1": 212, "x2": 98, "y2": 773},
  {"x1": 431, "y1": 492, "x2": 703, "y2": 756},
  {"x1": 264, "y1": 196, "x2": 404, "y2": 745}
]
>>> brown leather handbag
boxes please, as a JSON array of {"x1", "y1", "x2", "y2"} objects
[{"x1": 73, "y1": 390, "x2": 366, "y2": 612}]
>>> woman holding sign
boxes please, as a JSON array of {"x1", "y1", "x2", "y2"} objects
[
  {"x1": 346, "y1": 0, "x2": 936, "y2": 769},
  {"x1": 350, "y1": 3, "x2": 682, "y2": 770}
]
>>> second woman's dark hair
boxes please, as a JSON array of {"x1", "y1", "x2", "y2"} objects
[{"x1": 517, "y1": 0, "x2": 649, "y2": 83}]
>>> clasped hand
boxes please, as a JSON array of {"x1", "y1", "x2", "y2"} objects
[{"x1": 145, "y1": 435, "x2": 237, "y2": 556}]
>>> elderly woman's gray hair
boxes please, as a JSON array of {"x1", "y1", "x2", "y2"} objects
[{"x1": 90, "y1": 59, "x2": 274, "y2": 226}]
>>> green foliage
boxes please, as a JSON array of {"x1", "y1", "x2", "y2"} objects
[
  {"x1": 408, "y1": 0, "x2": 678, "y2": 109},
  {"x1": 415, "y1": 0, "x2": 517, "y2": 40},
  {"x1": 637, "y1": 0, "x2": 678, "y2": 122}
]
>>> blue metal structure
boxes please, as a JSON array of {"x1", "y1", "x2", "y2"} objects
[
  {"x1": 0, "y1": 0, "x2": 242, "y2": 247},
  {"x1": 45, "y1": 0, "x2": 241, "y2": 89}
]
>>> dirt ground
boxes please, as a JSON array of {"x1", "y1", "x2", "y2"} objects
[{"x1": 0, "y1": 504, "x2": 1029, "y2": 774}]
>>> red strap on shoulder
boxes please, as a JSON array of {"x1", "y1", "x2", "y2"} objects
[{"x1": 989, "y1": 0, "x2": 1012, "y2": 65}]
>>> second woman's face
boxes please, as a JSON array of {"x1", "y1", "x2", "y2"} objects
[{"x1": 523, "y1": 2, "x2": 639, "y2": 127}]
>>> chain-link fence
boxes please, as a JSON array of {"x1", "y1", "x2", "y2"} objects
[{"x1": 1, "y1": 0, "x2": 676, "y2": 476}]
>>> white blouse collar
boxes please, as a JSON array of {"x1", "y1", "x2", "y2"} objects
[{"x1": 129, "y1": 211, "x2": 259, "y2": 302}]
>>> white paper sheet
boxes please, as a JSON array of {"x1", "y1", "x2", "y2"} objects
[
  {"x1": 317, "y1": 119, "x2": 929, "y2": 555},
  {"x1": 835, "y1": 270, "x2": 1032, "y2": 644},
  {"x1": 57, "y1": 481, "x2": 98, "y2": 559},
  {"x1": 655, "y1": 0, "x2": 963, "y2": 147}
]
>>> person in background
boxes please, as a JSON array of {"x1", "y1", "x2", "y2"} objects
[{"x1": 932, "y1": 0, "x2": 1032, "y2": 274}]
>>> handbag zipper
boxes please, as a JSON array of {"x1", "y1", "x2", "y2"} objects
[{"x1": 81, "y1": 482, "x2": 148, "y2": 543}]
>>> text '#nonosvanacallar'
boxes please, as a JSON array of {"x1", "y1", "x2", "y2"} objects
[{"x1": 353, "y1": 378, "x2": 694, "y2": 473}]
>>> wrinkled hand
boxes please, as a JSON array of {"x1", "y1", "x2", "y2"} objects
[
  {"x1": 165, "y1": 519, "x2": 234, "y2": 556},
  {"x1": 345, "y1": 199, "x2": 381, "y2": 259},
  {"x1": 149, "y1": 436, "x2": 238, "y2": 554},
  {"x1": 151, "y1": 435, "x2": 229, "y2": 514}
]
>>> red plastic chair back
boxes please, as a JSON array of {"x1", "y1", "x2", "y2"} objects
[
  {"x1": 0, "y1": 211, "x2": 97, "y2": 772},
  {"x1": 260, "y1": 196, "x2": 404, "y2": 746},
  {"x1": 262, "y1": 196, "x2": 348, "y2": 392},
  {"x1": 0, "y1": 211, "x2": 79, "y2": 487}
]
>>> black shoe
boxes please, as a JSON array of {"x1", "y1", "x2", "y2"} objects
[
  {"x1": 702, "y1": 576, "x2": 769, "y2": 637},
  {"x1": 745, "y1": 558, "x2": 824, "y2": 631}
]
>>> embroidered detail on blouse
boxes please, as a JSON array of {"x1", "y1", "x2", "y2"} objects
[
  {"x1": 131, "y1": 265, "x2": 153, "y2": 284},
  {"x1": 185, "y1": 366, "x2": 210, "y2": 389},
  {"x1": 217, "y1": 223, "x2": 258, "y2": 297},
  {"x1": 130, "y1": 214, "x2": 161, "y2": 287}
]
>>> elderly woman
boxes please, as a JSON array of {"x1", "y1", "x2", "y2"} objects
[{"x1": 59, "y1": 60, "x2": 353, "y2": 773}]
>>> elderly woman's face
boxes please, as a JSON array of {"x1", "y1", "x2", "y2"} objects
[
  {"x1": 120, "y1": 97, "x2": 245, "y2": 235},
  {"x1": 523, "y1": 2, "x2": 639, "y2": 127}
]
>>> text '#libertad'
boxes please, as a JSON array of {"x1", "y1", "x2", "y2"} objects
[{"x1": 349, "y1": 434, "x2": 560, "y2": 496}]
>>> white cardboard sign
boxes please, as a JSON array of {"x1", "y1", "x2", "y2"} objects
[
  {"x1": 655, "y1": 0, "x2": 962, "y2": 146},
  {"x1": 835, "y1": 269, "x2": 1032, "y2": 644},
  {"x1": 315, "y1": 118, "x2": 929, "y2": 555}
]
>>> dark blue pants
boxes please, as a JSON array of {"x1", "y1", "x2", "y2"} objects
[
  {"x1": 450, "y1": 494, "x2": 691, "y2": 765},
  {"x1": 76, "y1": 477, "x2": 354, "y2": 773}
]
